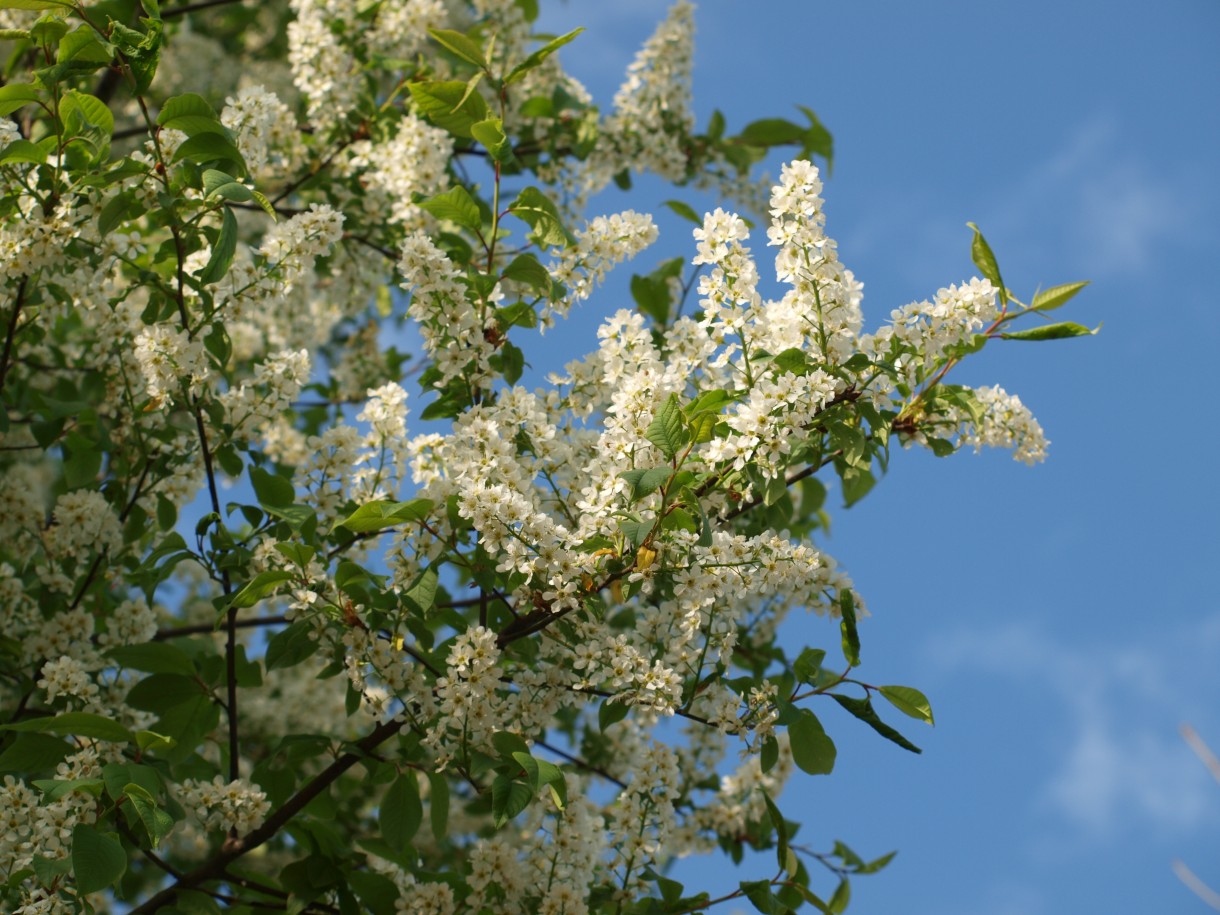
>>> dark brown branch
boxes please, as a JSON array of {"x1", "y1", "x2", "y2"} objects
[
  {"x1": 162, "y1": 0, "x2": 249, "y2": 18},
  {"x1": 154, "y1": 615, "x2": 288, "y2": 641},
  {"x1": 127, "y1": 716, "x2": 405, "y2": 913},
  {"x1": 0, "y1": 278, "x2": 28, "y2": 403}
]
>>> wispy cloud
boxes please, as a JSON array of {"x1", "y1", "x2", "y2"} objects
[
  {"x1": 986, "y1": 114, "x2": 1201, "y2": 279},
  {"x1": 930, "y1": 618, "x2": 1220, "y2": 837}
]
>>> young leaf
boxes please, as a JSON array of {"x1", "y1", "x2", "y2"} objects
[
  {"x1": 966, "y1": 222, "x2": 1006, "y2": 304},
  {"x1": 339, "y1": 498, "x2": 434, "y2": 533},
  {"x1": 663, "y1": 199, "x2": 701, "y2": 226},
  {"x1": 197, "y1": 206, "x2": 238, "y2": 285},
  {"x1": 645, "y1": 393, "x2": 688, "y2": 461},
  {"x1": 999, "y1": 321, "x2": 1097, "y2": 341},
  {"x1": 507, "y1": 186, "x2": 575, "y2": 248},
  {"x1": 839, "y1": 590, "x2": 860, "y2": 667},
  {"x1": 427, "y1": 27, "x2": 488, "y2": 69},
  {"x1": 471, "y1": 117, "x2": 512, "y2": 163},
  {"x1": 408, "y1": 80, "x2": 489, "y2": 138},
  {"x1": 1030, "y1": 280, "x2": 1089, "y2": 312},
  {"x1": 156, "y1": 93, "x2": 225, "y2": 136},
  {"x1": 229, "y1": 570, "x2": 293, "y2": 609},
  {"x1": 418, "y1": 186, "x2": 482, "y2": 233},
  {"x1": 878, "y1": 685, "x2": 934, "y2": 725},
  {"x1": 505, "y1": 27, "x2": 584, "y2": 85}
]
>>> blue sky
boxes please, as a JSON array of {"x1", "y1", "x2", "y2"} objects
[{"x1": 529, "y1": 1, "x2": 1220, "y2": 913}]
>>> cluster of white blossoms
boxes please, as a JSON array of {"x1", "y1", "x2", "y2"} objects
[
  {"x1": 949, "y1": 384, "x2": 1049, "y2": 465},
  {"x1": 863, "y1": 277, "x2": 1002, "y2": 384},
  {"x1": 45, "y1": 491, "x2": 123, "y2": 561},
  {"x1": 177, "y1": 777, "x2": 271, "y2": 837},
  {"x1": 221, "y1": 85, "x2": 302, "y2": 177},
  {"x1": 593, "y1": 1, "x2": 695, "y2": 186},
  {"x1": 133, "y1": 323, "x2": 211, "y2": 405},
  {"x1": 220, "y1": 348, "x2": 312, "y2": 436},
  {"x1": 398, "y1": 230, "x2": 496, "y2": 386},
  {"x1": 342, "y1": 113, "x2": 452, "y2": 229},
  {"x1": 543, "y1": 210, "x2": 659, "y2": 325},
  {"x1": 428, "y1": 626, "x2": 505, "y2": 762}
]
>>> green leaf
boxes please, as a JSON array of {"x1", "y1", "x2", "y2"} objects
[
  {"x1": 663, "y1": 199, "x2": 701, "y2": 226},
  {"x1": 501, "y1": 253, "x2": 552, "y2": 294},
  {"x1": 0, "y1": 733, "x2": 72, "y2": 773},
  {"x1": 772, "y1": 347, "x2": 812, "y2": 375},
  {"x1": 599, "y1": 698, "x2": 629, "y2": 731},
  {"x1": 174, "y1": 131, "x2": 247, "y2": 172},
  {"x1": 418, "y1": 185, "x2": 482, "y2": 232},
  {"x1": 1000, "y1": 321, "x2": 1097, "y2": 341},
  {"x1": 505, "y1": 27, "x2": 584, "y2": 85},
  {"x1": 740, "y1": 879, "x2": 778, "y2": 914},
  {"x1": 618, "y1": 466, "x2": 672, "y2": 503},
  {"x1": 838, "y1": 590, "x2": 860, "y2": 667},
  {"x1": 60, "y1": 90, "x2": 113, "y2": 138},
  {"x1": 427, "y1": 771, "x2": 449, "y2": 841},
  {"x1": 105, "y1": 642, "x2": 195, "y2": 675},
  {"x1": 404, "y1": 565, "x2": 439, "y2": 614},
  {"x1": 490, "y1": 774, "x2": 533, "y2": 827},
  {"x1": 759, "y1": 734, "x2": 779, "y2": 773},
  {"x1": 761, "y1": 791, "x2": 790, "y2": 875},
  {"x1": 264, "y1": 621, "x2": 318, "y2": 671},
  {"x1": 156, "y1": 93, "x2": 225, "y2": 136},
  {"x1": 0, "y1": 139, "x2": 47, "y2": 165},
  {"x1": 829, "y1": 878, "x2": 851, "y2": 914},
  {"x1": 339, "y1": 498, "x2": 433, "y2": 533},
  {"x1": 229, "y1": 570, "x2": 294, "y2": 609},
  {"x1": 507, "y1": 186, "x2": 574, "y2": 248},
  {"x1": 2, "y1": 712, "x2": 133, "y2": 744},
  {"x1": 428, "y1": 27, "x2": 488, "y2": 69},
  {"x1": 1030, "y1": 280, "x2": 1089, "y2": 312},
  {"x1": 878, "y1": 685, "x2": 934, "y2": 725},
  {"x1": 125, "y1": 782, "x2": 175, "y2": 848},
  {"x1": 830, "y1": 694, "x2": 921, "y2": 754},
  {"x1": 250, "y1": 465, "x2": 294, "y2": 508},
  {"x1": 966, "y1": 222, "x2": 1006, "y2": 304},
  {"x1": 793, "y1": 647, "x2": 826, "y2": 684},
  {"x1": 348, "y1": 871, "x2": 400, "y2": 915},
  {"x1": 0, "y1": 83, "x2": 43, "y2": 117},
  {"x1": 197, "y1": 206, "x2": 238, "y2": 285},
  {"x1": 471, "y1": 116, "x2": 512, "y2": 163},
  {"x1": 71, "y1": 824, "x2": 126, "y2": 894},
  {"x1": 645, "y1": 393, "x2": 688, "y2": 460},
  {"x1": 787, "y1": 708, "x2": 836, "y2": 775},
  {"x1": 380, "y1": 772, "x2": 422, "y2": 852},
  {"x1": 201, "y1": 169, "x2": 253, "y2": 202},
  {"x1": 738, "y1": 117, "x2": 803, "y2": 146},
  {"x1": 407, "y1": 80, "x2": 489, "y2": 138}
]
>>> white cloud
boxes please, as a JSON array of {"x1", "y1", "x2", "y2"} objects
[
  {"x1": 987, "y1": 114, "x2": 1199, "y2": 279},
  {"x1": 929, "y1": 619, "x2": 1220, "y2": 836}
]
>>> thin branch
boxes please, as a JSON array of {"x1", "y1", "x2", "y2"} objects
[
  {"x1": 0, "y1": 278, "x2": 28, "y2": 402},
  {"x1": 1182, "y1": 723, "x2": 1220, "y2": 786},
  {"x1": 155, "y1": 615, "x2": 288, "y2": 641},
  {"x1": 1174, "y1": 859, "x2": 1220, "y2": 911},
  {"x1": 127, "y1": 716, "x2": 405, "y2": 913},
  {"x1": 534, "y1": 737, "x2": 626, "y2": 789},
  {"x1": 162, "y1": 0, "x2": 248, "y2": 18}
]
